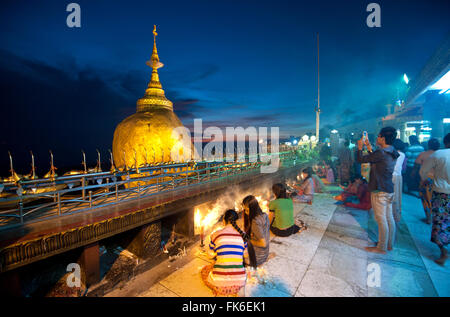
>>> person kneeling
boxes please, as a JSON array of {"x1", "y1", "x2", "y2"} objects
[
  {"x1": 293, "y1": 168, "x2": 314, "y2": 204},
  {"x1": 344, "y1": 176, "x2": 371, "y2": 210},
  {"x1": 269, "y1": 183, "x2": 306, "y2": 237},
  {"x1": 241, "y1": 195, "x2": 270, "y2": 267},
  {"x1": 201, "y1": 209, "x2": 247, "y2": 296}
]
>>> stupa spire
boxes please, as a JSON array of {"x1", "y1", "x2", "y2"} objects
[{"x1": 136, "y1": 25, "x2": 173, "y2": 112}]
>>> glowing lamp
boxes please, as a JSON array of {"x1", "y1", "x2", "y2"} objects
[{"x1": 403, "y1": 73, "x2": 409, "y2": 84}]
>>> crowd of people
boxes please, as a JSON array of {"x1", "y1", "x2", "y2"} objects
[
  {"x1": 335, "y1": 129, "x2": 449, "y2": 264},
  {"x1": 199, "y1": 129, "x2": 449, "y2": 297}
]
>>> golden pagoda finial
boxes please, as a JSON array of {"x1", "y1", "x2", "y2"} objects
[
  {"x1": 137, "y1": 25, "x2": 173, "y2": 112},
  {"x1": 147, "y1": 25, "x2": 163, "y2": 70}
]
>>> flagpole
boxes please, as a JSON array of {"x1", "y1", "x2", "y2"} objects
[{"x1": 316, "y1": 33, "x2": 320, "y2": 142}]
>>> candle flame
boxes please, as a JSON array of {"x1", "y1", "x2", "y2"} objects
[
  {"x1": 255, "y1": 195, "x2": 270, "y2": 214},
  {"x1": 194, "y1": 206, "x2": 221, "y2": 234}
]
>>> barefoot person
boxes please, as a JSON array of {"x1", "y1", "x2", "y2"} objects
[
  {"x1": 241, "y1": 195, "x2": 270, "y2": 267},
  {"x1": 293, "y1": 168, "x2": 314, "y2": 204},
  {"x1": 417, "y1": 138, "x2": 441, "y2": 224},
  {"x1": 356, "y1": 127, "x2": 399, "y2": 254},
  {"x1": 392, "y1": 139, "x2": 406, "y2": 222},
  {"x1": 419, "y1": 133, "x2": 450, "y2": 265},
  {"x1": 201, "y1": 209, "x2": 247, "y2": 296},
  {"x1": 268, "y1": 183, "x2": 305, "y2": 237}
]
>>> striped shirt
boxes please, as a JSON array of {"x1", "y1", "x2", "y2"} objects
[{"x1": 207, "y1": 225, "x2": 247, "y2": 288}]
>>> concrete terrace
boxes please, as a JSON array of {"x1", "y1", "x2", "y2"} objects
[{"x1": 105, "y1": 187, "x2": 449, "y2": 297}]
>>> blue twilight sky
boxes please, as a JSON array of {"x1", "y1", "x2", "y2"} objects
[{"x1": 0, "y1": 0, "x2": 449, "y2": 173}]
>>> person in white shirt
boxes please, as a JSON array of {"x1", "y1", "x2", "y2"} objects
[
  {"x1": 416, "y1": 138, "x2": 441, "y2": 224},
  {"x1": 419, "y1": 133, "x2": 450, "y2": 265},
  {"x1": 392, "y1": 139, "x2": 406, "y2": 222}
]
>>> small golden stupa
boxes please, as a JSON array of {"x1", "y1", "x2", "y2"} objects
[{"x1": 112, "y1": 26, "x2": 192, "y2": 170}]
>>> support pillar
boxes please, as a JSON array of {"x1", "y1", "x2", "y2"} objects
[
  {"x1": 126, "y1": 221, "x2": 161, "y2": 259},
  {"x1": 173, "y1": 209, "x2": 194, "y2": 239},
  {"x1": 78, "y1": 242, "x2": 100, "y2": 287}
]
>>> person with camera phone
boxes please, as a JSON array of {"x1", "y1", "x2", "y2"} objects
[{"x1": 357, "y1": 127, "x2": 400, "y2": 254}]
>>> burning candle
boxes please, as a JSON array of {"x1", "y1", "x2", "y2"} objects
[{"x1": 200, "y1": 225, "x2": 205, "y2": 247}]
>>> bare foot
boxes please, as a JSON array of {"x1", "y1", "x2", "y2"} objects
[
  {"x1": 422, "y1": 217, "x2": 432, "y2": 224},
  {"x1": 365, "y1": 247, "x2": 386, "y2": 254},
  {"x1": 435, "y1": 256, "x2": 448, "y2": 266}
]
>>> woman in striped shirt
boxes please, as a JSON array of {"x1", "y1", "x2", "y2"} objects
[{"x1": 201, "y1": 209, "x2": 248, "y2": 296}]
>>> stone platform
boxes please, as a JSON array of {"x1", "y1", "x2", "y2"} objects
[{"x1": 104, "y1": 187, "x2": 449, "y2": 297}]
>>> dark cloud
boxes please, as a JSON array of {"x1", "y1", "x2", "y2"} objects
[
  {"x1": 173, "y1": 98, "x2": 203, "y2": 119},
  {"x1": 0, "y1": 50, "x2": 135, "y2": 175},
  {"x1": 242, "y1": 114, "x2": 281, "y2": 123}
]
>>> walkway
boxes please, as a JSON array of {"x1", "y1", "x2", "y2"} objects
[{"x1": 105, "y1": 187, "x2": 449, "y2": 297}]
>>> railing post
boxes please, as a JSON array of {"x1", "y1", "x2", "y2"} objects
[
  {"x1": 82, "y1": 177, "x2": 86, "y2": 200},
  {"x1": 115, "y1": 184, "x2": 118, "y2": 201},
  {"x1": 106, "y1": 178, "x2": 109, "y2": 193},
  {"x1": 138, "y1": 183, "x2": 141, "y2": 197},
  {"x1": 89, "y1": 191, "x2": 92, "y2": 208},
  {"x1": 57, "y1": 192, "x2": 61, "y2": 215},
  {"x1": 19, "y1": 199, "x2": 23, "y2": 224},
  {"x1": 185, "y1": 168, "x2": 189, "y2": 185},
  {"x1": 197, "y1": 167, "x2": 200, "y2": 183}
]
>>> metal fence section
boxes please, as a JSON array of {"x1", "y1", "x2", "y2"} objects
[{"x1": 0, "y1": 152, "x2": 299, "y2": 229}]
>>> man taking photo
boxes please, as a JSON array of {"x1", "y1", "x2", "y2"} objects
[{"x1": 357, "y1": 127, "x2": 400, "y2": 254}]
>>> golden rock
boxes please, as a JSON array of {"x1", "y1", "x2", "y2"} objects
[{"x1": 112, "y1": 26, "x2": 193, "y2": 173}]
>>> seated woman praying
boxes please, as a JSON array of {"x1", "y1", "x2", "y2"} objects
[
  {"x1": 241, "y1": 195, "x2": 270, "y2": 267},
  {"x1": 344, "y1": 177, "x2": 371, "y2": 210},
  {"x1": 293, "y1": 168, "x2": 315, "y2": 204},
  {"x1": 334, "y1": 175, "x2": 358, "y2": 202},
  {"x1": 201, "y1": 209, "x2": 247, "y2": 296},
  {"x1": 268, "y1": 183, "x2": 306, "y2": 237}
]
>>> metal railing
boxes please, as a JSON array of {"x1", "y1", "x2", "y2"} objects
[{"x1": 0, "y1": 152, "x2": 299, "y2": 229}]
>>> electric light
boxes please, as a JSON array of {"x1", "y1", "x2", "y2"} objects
[
  {"x1": 430, "y1": 70, "x2": 450, "y2": 94},
  {"x1": 403, "y1": 73, "x2": 409, "y2": 84}
]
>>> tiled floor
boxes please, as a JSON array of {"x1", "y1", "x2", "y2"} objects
[{"x1": 106, "y1": 188, "x2": 449, "y2": 297}]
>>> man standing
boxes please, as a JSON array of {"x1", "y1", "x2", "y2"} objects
[
  {"x1": 357, "y1": 127, "x2": 399, "y2": 254},
  {"x1": 419, "y1": 133, "x2": 450, "y2": 265}
]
